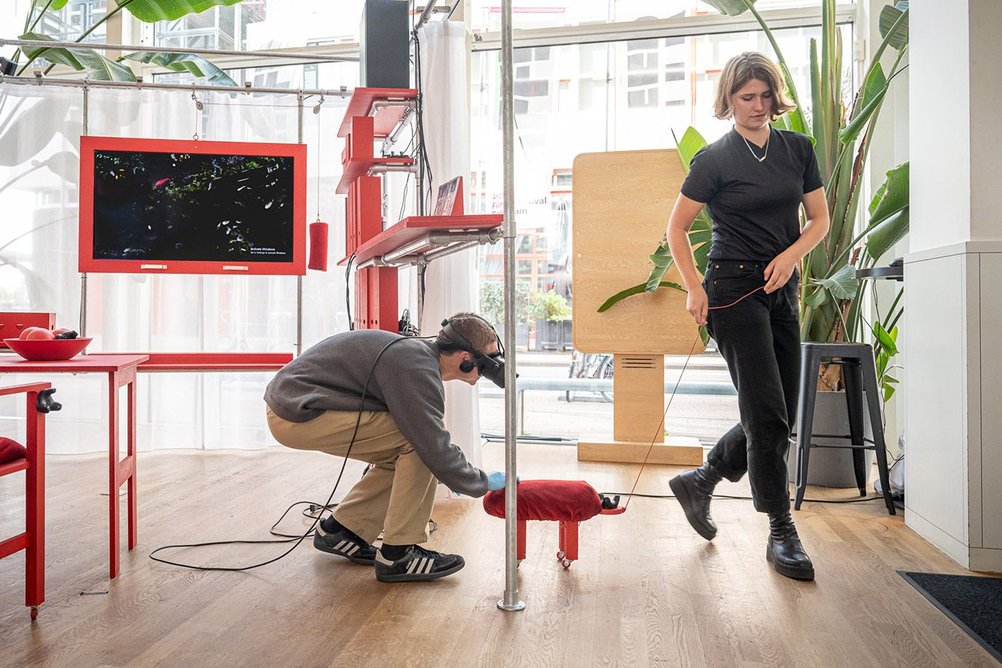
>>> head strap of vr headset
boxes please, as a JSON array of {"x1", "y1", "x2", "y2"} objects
[{"x1": 438, "y1": 315, "x2": 506, "y2": 388}]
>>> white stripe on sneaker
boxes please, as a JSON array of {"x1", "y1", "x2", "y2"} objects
[{"x1": 406, "y1": 558, "x2": 420, "y2": 574}]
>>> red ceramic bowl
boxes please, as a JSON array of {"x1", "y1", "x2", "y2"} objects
[{"x1": 3, "y1": 337, "x2": 92, "y2": 361}]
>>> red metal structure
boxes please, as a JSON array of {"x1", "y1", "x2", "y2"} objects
[
  {"x1": 338, "y1": 87, "x2": 503, "y2": 331},
  {"x1": 0, "y1": 355, "x2": 148, "y2": 580},
  {"x1": 0, "y1": 382, "x2": 52, "y2": 619},
  {"x1": 338, "y1": 88, "x2": 418, "y2": 331}
]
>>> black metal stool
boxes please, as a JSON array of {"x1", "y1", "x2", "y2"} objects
[{"x1": 794, "y1": 342, "x2": 896, "y2": 515}]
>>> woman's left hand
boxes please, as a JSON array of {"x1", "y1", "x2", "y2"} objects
[{"x1": 763, "y1": 253, "x2": 798, "y2": 293}]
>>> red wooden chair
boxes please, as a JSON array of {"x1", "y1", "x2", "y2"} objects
[{"x1": 0, "y1": 382, "x2": 59, "y2": 620}]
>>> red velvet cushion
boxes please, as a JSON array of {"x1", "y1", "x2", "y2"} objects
[
  {"x1": 0, "y1": 437, "x2": 27, "y2": 464},
  {"x1": 483, "y1": 479, "x2": 603, "y2": 522}
]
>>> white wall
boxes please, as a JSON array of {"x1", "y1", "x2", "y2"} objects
[
  {"x1": 909, "y1": 2, "x2": 971, "y2": 252},
  {"x1": 905, "y1": 0, "x2": 1002, "y2": 571}
]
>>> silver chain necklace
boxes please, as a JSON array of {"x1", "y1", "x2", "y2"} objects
[{"x1": 741, "y1": 131, "x2": 770, "y2": 163}]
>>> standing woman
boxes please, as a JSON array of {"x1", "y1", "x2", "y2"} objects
[{"x1": 666, "y1": 52, "x2": 830, "y2": 580}]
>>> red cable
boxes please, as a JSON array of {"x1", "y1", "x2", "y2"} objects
[
  {"x1": 621, "y1": 331, "x2": 703, "y2": 511},
  {"x1": 707, "y1": 285, "x2": 765, "y2": 310},
  {"x1": 620, "y1": 283, "x2": 765, "y2": 511}
]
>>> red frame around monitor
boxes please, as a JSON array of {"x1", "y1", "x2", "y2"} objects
[{"x1": 78, "y1": 136, "x2": 307, "y2": 276}]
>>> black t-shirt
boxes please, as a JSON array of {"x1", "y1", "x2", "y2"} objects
[{"x1": 680, "y1": 128, "x2": 823, "y2": 261}]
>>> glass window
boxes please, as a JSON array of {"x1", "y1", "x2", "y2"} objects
[
  {"x1": 468, "y1": 1, "x2": 848, "y2": 32},
  {"x1": 471, "y1": 21, "x2": 853, "y2": 313},
  {"x1": 19, "y1": 0, "x2": 108, "y2": 47},
  {"x1": 154, "y1": 1, "x2": 364, "y2": 51}
]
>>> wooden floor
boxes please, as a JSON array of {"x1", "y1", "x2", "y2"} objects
[{"x1": 0, "y1": 443, "x2": 997, "y2": 667}]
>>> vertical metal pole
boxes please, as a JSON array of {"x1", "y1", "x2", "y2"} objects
[
  {"x1": 296, "y1": 91, "x2": 305, "y2": 356},
  {"x1": 497, "y1": 0, "x2": 525, "y2": 613},
  {"x1": 79, "y1": 83, "x2": 89, "y2": 337}
]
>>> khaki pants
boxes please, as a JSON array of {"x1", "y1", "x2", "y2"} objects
[{"x1": 266, "y1": 407, "x2": 437, "y2": 546}]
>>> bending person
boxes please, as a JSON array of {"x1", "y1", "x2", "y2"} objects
[
  {"x1": 264, "y1": 312, "x2": 509, "y2": 583},
  {"x1": 665, "y1": 52, "x2": 830, "y2": 581}
]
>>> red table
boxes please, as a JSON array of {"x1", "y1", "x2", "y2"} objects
[{"x1": 0, "y1": 353, "x2": 148, "y2": 579}]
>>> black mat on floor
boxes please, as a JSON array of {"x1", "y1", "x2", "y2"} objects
[{"x1": 900, "y1": 571, "x2": 1002, "y2": 663}]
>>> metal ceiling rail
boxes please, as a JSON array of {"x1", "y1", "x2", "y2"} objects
[
  {"x1": 0, "y1": 37, "x2": 356, "y2": 62},
  {"x1": 0, "y1": 73, "x2": 352, "y2": 98},
  {"x1": 470, "y1": 6, "x2": 857, "y2": 51}
]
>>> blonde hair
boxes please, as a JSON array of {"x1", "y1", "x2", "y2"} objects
[{"x1": 713, "y1": 52, "x2": 796, "y2": 121}]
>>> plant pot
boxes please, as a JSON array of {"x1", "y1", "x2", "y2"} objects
[
  {"x1": 534, "y1": 318, "x2": 572, "y2": 351},
  {"x1": 787, "y1": 390, "x2": 874, "y2": 488},
  {"x1": 496, "y1": 323, "x2": 529, "y2": 349}
]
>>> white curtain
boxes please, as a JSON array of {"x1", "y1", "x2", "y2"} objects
[
  {"x1": 0, "y1": 30, "x2": 477, "y2": 457},
  {"x1": 416, "y1": 20, "x2": 483, "y2": 471},
  {"x1": 0, "y1": 82, "x2": 350, "y2": 453}
]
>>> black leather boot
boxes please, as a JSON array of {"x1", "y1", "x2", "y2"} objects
[
  {"x1": 669, "y1": 462, "x2": 723, "y2": 540},
  {"x1": 766, "y1": 512, "x2": 815, "y2": 580}
]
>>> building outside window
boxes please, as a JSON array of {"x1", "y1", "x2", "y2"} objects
[{"x1": 468, "y1": 3, "x2": 854, "y2": 346}]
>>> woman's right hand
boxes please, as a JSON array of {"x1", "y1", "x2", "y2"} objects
[{"x1": 686, "y1": 283, "x2": 708, "y2": 326}]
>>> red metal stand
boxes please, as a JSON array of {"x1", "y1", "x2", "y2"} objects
[
  {"x1": 0, "y1": 382, "x2": 51, "y2": 619},
  {"x1": 339, "y1": 87, "x2": 503, "y2": 332},
  {"x1": 0, "y1": 355, "x2": 148, "y2": 580}
]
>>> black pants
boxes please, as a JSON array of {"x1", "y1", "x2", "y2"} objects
[{"x1": 703, "y1": 260, "x2": 800, "y2": 515}]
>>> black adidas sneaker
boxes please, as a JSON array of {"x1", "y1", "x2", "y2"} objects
[
  {"x1": 313, "y1": 523, "x2": 377, "y2": 565},
  {"x1": 374, "y1": 545, "x2": 465, "y2": 582}
]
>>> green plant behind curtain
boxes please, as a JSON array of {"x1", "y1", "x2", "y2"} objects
[
  {"x1": 14, "y1": 0, "x2": 243, "y2": 85},
  {"x1": 599, "y1": 0, "x2": 910, "y2": 377}
]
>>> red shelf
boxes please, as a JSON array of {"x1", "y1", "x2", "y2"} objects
[
  {"x1": 0, "y1": 459, "x2": 29, "y2": 476},
  {"x1": 336, "y1": 156, "x2": 415, "y2": 195},
  {"x1": 342, "y1": 215, "x2": 503, "y2": 267},
  {"x1": 135, "y1": 352, "x2": 293, "y2": 372},
  {"x1": 337, "y1": 87, "x2": 418, "y2": 138}
]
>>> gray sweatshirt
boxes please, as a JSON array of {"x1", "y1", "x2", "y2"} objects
[{"x1": 264, "y1": 329, "x2": 489, "y2": 497}]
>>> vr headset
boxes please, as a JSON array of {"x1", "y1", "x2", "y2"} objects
[{"x1": 439, "y1": 317, "x2": 510, "y2": 389}]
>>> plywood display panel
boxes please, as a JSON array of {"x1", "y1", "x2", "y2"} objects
[{"x1": 571, "y1": 149, "x2": 703, "y2": 355}]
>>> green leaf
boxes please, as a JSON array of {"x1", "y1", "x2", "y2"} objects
[
  {"x1": 597, "y1": 281, "x2": 684, "y2": 313},
  {"x1": 648, "y1": 243, "x2": 672, "y2": 267},
  {"x1": 866, "y1": 209, "x2": 908, "y2": 261},
  {"x1": 868, "y1": 162, "x2": 909, "y2": 226},
  {"x1": 20, "y1": 32, "x2": 137, "y2": 81},
  {"x1": 839, "y1": 67, "x2": 891, "y2": 144},
  {"x1": 879, "y1": 3, "x2": 909, "y2": 51},
  {"x1": 645, "y1": 242, "x2": 673, "y2": 292},
  {"x1": 863, "y1": 161, "x2": 909, "y2": 260},
  {"x1": 872, "y1": 321, "x2": 898, "y2": 355},
  {"x1": 49, "y1": 0, "x2": 71, "y2": 9},
  {"x1": 804, "y1": 286, "x2": 829, "y2": 309},
  {"x1": 120, "y1": 51, "x2": 237, "y2": 86},
  {"x1": 700, "y1": 0, "x2": 756, "y2": 17},
  {"x1": 120, "y1": 0, "x2": 245, "y2": 23},
  {"x1": 674, "y1": 127, "x2": 708, "y2": 171},
  {"x1": 811, "y1": 263, "x2": 858, "y2": 300}
]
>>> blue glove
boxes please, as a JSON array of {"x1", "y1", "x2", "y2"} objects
[{"x1": 486, "y1": 471, "x2": 506, "y2": 491}]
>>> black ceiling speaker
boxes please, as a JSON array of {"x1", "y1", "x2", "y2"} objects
[{"x1": 359, "y1": 0, "x2": 410, "y2": 89}]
